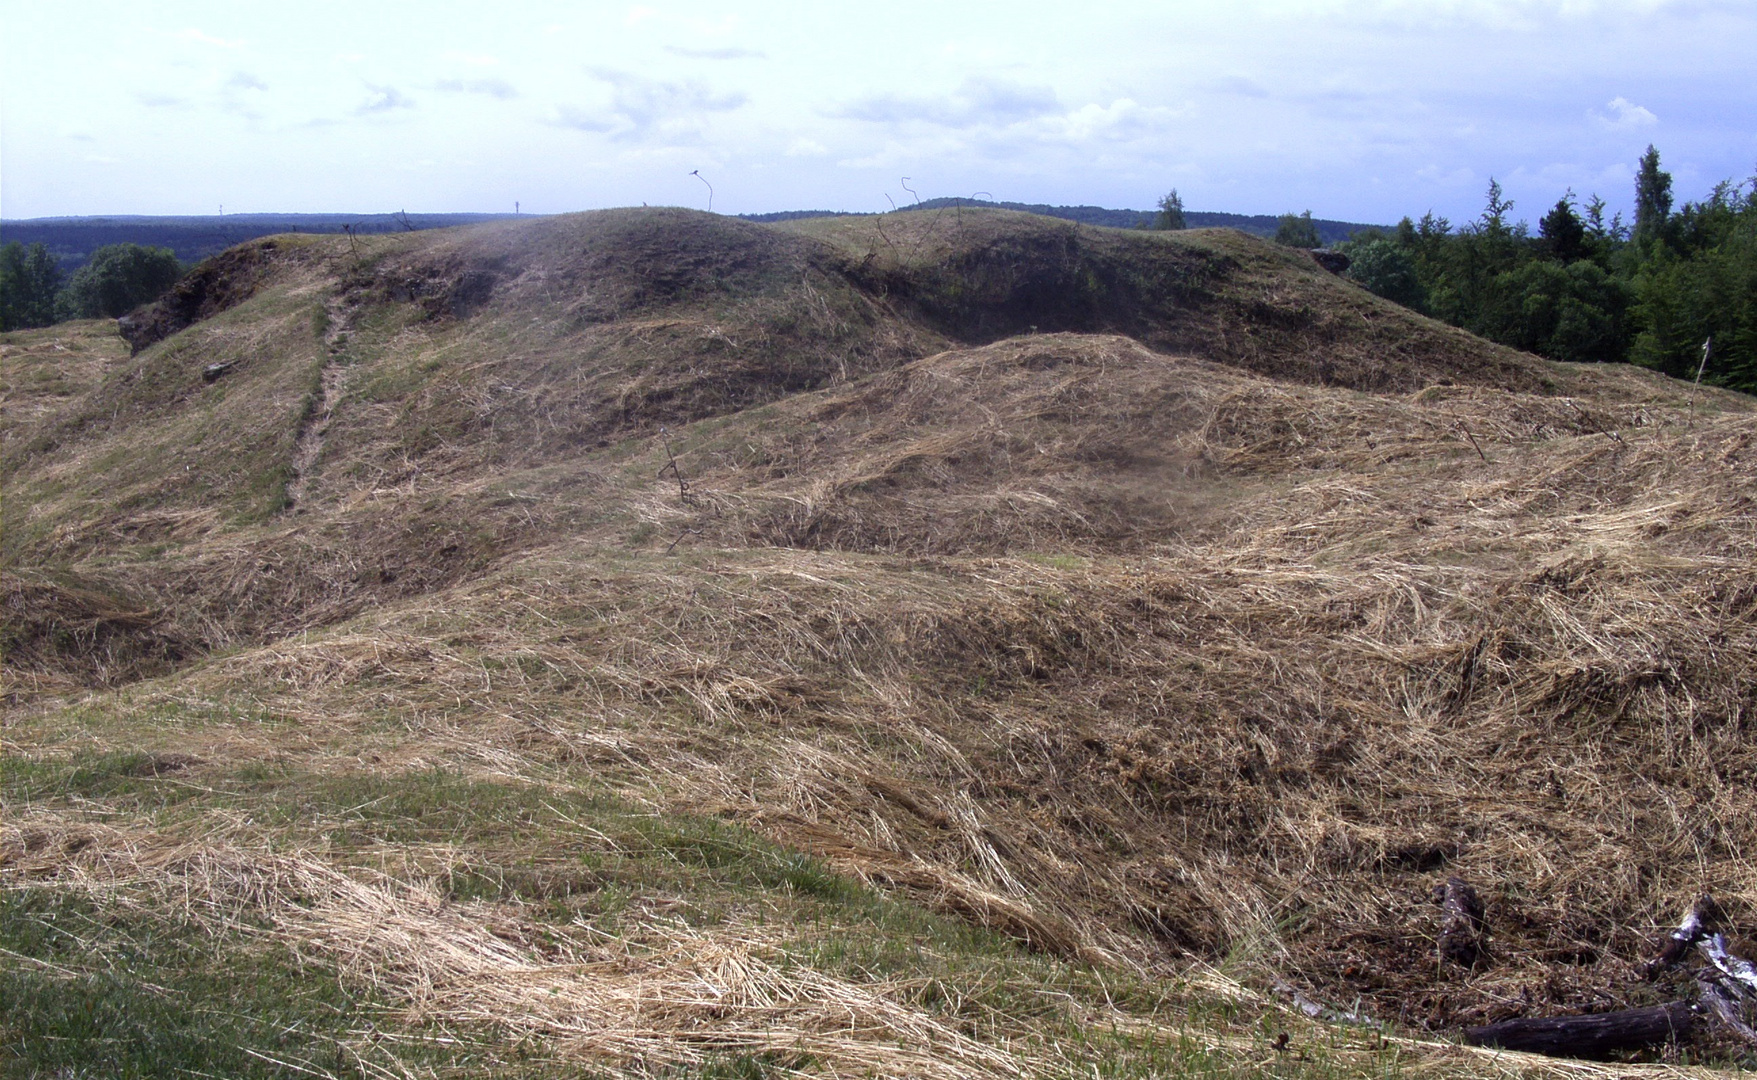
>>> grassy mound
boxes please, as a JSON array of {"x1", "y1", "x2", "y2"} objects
[{"x1": 5, "y1": 208, "x2": 1755, "y2": 1077}]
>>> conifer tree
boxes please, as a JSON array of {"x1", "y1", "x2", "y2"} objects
[
  {"x1": 1632, "y1": 144, "x2": 1673, "y2": 255},
  {"x1": 1153, "y1": 189, "x2": 1187, "y2": 230}
]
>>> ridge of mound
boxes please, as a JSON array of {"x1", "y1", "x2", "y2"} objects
[
  {"x1": 6, "y1": 209, "x2": 1553, "y2": 558},
  {"x1": 3, "y1": 209, "x2": 1743, "y2": 673},
  {"x1": 786, "y1": 210, "x2": 1551, "y2": 393}
]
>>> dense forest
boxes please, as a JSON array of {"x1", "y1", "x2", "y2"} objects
[{"x1": 1338, "y1": 146, "x2": 1757, "y2": 392}]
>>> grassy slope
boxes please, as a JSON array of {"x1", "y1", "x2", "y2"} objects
[{"x1": 4, "y1": 208, "x2": 1756, "y2": 1078}]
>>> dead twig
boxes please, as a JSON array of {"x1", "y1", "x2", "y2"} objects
[
  {"x1": 657, "y1": 426, "x2": 694, "y2": 505},
  {"x1": 665, "y1": 528, "x2": 702, "y2": 555},
  {"x1": 1455, "y1": 422, "x2": 1488, "y2": 462},
  {"x1": 1691, "y1": 336, "x2": 1712, "y2": 425}
]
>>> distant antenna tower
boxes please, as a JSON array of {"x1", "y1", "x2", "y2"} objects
[{"x1": 690, "y1": 169, "x2": 713, "y2": 212}]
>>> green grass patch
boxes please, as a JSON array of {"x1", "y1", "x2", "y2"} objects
[{"x1": 0, "y1": 887, "x2": 434, "y2": 1079}]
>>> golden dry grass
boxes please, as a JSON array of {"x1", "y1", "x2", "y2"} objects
[{"x1": 5, "y1": 209, "x2": 1756, "y2": 1077}]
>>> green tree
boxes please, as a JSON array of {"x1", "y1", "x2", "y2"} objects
[
  {"x1": 0, "y1": 242, "x2": 64, "y2": 330},
  {"x1": 1539, "y1": 193, "x2": 1588, "y2": 264},
  {"x1": 1479, "y1": 259, "x2": 1629, "y2": 363},
  {"x1": 1344, "y1": 238, "x2": 1427, "y2": 310},
  {"x1": 1341, "y1": 149, "x2": 1757, "y2": 386},
  {"x1": 1274, "y1": 210, "x2": 1320, "y2": 248},
  {"x1": 1630, "y1": 176, "x2": 1757, "y2": 383},
  {"x1": 56, "y1": 243, "x2": 184, "y2": 320},
  {"x1": 1152, "y1": 189, "x2": 1187, "y2": 230},
  {"x1": 1479, "y1": 178, "x2": 1515, "y2": 235},
  {"x1": 1632, "y1": 144, "x2": 1674, "y2": 256}
]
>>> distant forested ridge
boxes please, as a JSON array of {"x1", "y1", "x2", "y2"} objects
[
  {"x1": 0, "y1": 213, "x2": 519, "y2": 274},
  {"x1": 1339, "y1": 147, "x2": 1757, "y2": 394},
  {"x1": 741, "y1": 199, "x2": 1384, "y2": 245}
]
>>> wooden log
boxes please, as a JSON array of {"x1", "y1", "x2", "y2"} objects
[
  {"x1": 1463, "y1": 1001, "x2": 1695, "y2": 1059},
  {"x1": 1434, "y1": 875, "x2": 1487, "y2": 968},
  {"x1": 1693, "y1": 929, "x2": 1757, "y2": 1046},
  {"x1": 1700, "y1": 931, "x2": 1757, "y2": 995},
  {"x1": 1697, "y1": 969, "x2": 1757, "y2": 1045}
]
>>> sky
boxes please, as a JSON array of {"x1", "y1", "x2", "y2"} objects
[{"x1": 3, "y1": 0, "x2": 1754, "y2": 227}]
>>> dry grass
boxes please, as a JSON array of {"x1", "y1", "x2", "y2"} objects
[
  {"x1": 3, "y1": 813, "x2": 1037, "y2": 1077},
  {"x1": 5, "y1": 208, "x2": 1757, "y2": 1076}
]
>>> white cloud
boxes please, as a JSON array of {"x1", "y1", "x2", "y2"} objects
[
  {"x1": 1282, "y1": 0, "x2": 1701, "y2": 25},
  {"x1": 1041, "y1": 99, "x2": 1185, "y2": 144},
  {"x1": 5, "y1": 0, "x2": 1749, "y2": 222},
  {"x1": 177, "y1": 28, "x2": 242, "y2": 48},
  {"x1": 441, "y1": 51, "x2": 500, "y2": 67},
  {"x1": 835, "y1": 77, "x2": 1060, "y2": 129},
  {"x1": 665, "y1": 46, "x2": 766, "y2": 60},
  {"x1": 437, "y1": 78, "x2": 518, "y2": 100},
  {"x1": 358, "y1": 84, "x2": 416, "y2": 114},
  {"x1": 622, "y1": 4, "x2": 738, "y2": 36},
  {"x1": 1209, "y1": 75, "x2": 1271, "y2": 99},
  {"x1": 1415, "y1": 165, "x2": 1476, "y2": 187},
  {"x1": 1591, "y1": 96, "x2": 1658, "y2": 129},
  {"x1": 552, "y1": 104, "x2": 613, "y2": 132},
  {"x1": 559, "y1": 69, "x2": 747, "y2": 143}
]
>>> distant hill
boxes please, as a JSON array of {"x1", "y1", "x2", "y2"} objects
[
  {"x1": 742, "y1": 199, "x2": 1385, "y2": 245},
  {"x1": 0, "y1": 212, "x2": 520, "y2": 272}
]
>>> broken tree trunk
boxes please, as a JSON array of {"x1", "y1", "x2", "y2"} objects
[
  {"x1": 1647, "y1": 894, "x2": 1722, "y2": 977},
  {"x1": 1463, "y1": 1002, "x2": 1696, "y2": 1059},
  {"x1": 1698, "y1": 969, "x2": 1757, "y2": 1045},
  {"x1": 1434, "y1": 875, "x2": 1486, "y2": 968}
]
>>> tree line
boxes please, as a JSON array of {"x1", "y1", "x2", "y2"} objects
[
  {"x1": 0, "y1": 242, "x2": 184, "y2": 331},
  {"x1": 1337, "y1": 147, "x2": 1757, "y2": 392}
]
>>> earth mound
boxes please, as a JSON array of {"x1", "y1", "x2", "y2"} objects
[{"x1": 4, "y1": 207, "x2": 1755, "y2": 1077}]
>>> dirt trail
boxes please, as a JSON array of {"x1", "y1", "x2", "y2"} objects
[{"x1": 285, "y1": 297, "x2": 352, "y2": 510}]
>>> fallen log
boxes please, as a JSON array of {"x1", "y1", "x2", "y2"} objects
[
  {"x1": 1463, "y1": 1001, "x2": 1695, "y2": 1059},
  {"x1": 1697, "y1": 969, "x2": 1757, "y2": 1045},
  {"x1": 1455, "y1": 895, "x2": 1757, "y2": 1061}
]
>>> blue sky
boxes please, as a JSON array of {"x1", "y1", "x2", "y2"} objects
[{"x1": 3, "y1": 0, "x2": 1753, "y2": 227}]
